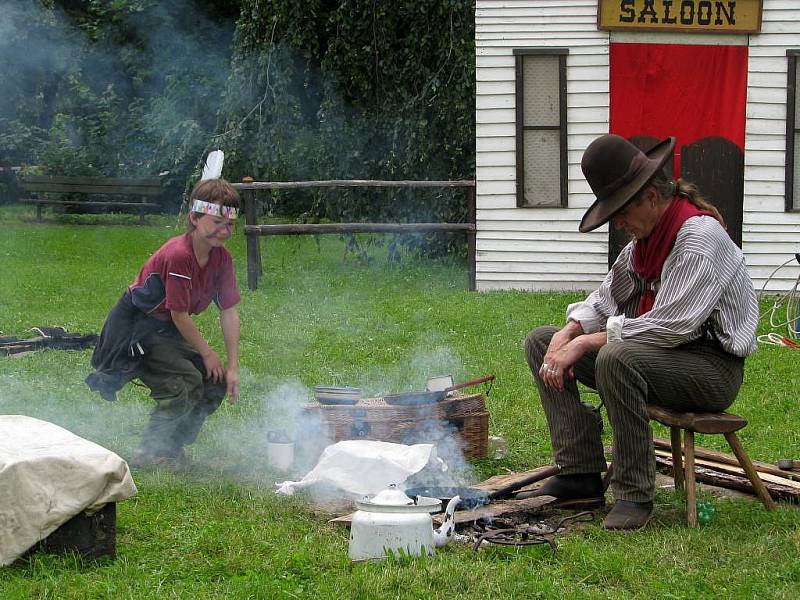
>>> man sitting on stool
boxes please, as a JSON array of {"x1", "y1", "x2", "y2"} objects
[{"x1": 522, "y1": 134, "x2": 758, "y2": 530}]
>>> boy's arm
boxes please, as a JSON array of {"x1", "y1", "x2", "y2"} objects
[{"x1": 220, "y1": 306, "x2": 240, "y2": 403}]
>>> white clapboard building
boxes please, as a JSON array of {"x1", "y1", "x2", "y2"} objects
[{"x1": 475, "y1": 0, "x2": 800, "y2": 293}]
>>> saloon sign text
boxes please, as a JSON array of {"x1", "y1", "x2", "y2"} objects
[{"x1": 597, "y1": 0, "x2": 763, "y2": 33}]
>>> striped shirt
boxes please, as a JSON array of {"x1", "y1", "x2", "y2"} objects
[{"x1": 567, "y1": 215, "x2": 758, "y2": 357}]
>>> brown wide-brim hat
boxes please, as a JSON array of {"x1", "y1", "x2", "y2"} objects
[{"x1": 578, "y1": 134, "x2": 676, "y2": 233}]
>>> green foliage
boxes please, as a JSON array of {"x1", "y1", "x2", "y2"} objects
[
  {"x1": 0, "y1": 0, "x2": 240, "y2": 208},
  {"x1": 221, "y1": 0, "x2": 476, "y2": 256},
  {"x1": 3, "y1": 1, "x2": 477, "y2": 254}
]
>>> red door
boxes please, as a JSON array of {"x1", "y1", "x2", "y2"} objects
[{"x1": 607, "y1": 42, "x2": 748, "y2": 266}]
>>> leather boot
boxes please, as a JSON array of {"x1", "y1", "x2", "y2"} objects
[
  {"x1": 603, "y1": 500, "x2": 653, "y2": 530},
  {"x1": 515, "y1": 473, "x2": 605, "y2": 507}
]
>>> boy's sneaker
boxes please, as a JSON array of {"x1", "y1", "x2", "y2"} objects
[{"x1": 129, "y1": 447, "x2": 187, "y2": 472}]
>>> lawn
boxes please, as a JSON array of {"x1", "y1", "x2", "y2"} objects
[{"x1": 0, "y1": 209, "x2": 798, "y2": 599}]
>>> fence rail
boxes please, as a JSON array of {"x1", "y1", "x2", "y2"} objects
[{"x1": 232, "y1": 179, "x2": 476, "y2": 291}]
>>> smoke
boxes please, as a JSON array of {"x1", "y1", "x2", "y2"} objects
[
  {"x1": 0, "y1": 338, "x2": 480, "y2": 502},
  {"x1": 0, "y1": 0, "x2": 236, "y2": 189},
  {"x1": 196, "y1": 374, "x2": 332, "y2": 480},
  {"x1": 200, "y1": 335, "x2": 477, "y2": 494},
  {"x1": 0, "y1": 365, "x2": 149, "y2": 455}
]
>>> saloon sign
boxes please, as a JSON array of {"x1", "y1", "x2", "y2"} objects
[{"x1": 598, "y1": 1, "x2": 763, "y2": 33}]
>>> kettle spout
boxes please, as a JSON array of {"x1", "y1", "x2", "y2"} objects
[{"x1": 433, "y1": 495, "x2": 461, "y2": 547}]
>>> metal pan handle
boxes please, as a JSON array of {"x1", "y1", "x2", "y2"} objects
[{"x1": 444, "y1": 374, "x2": 496, "y2": 393}]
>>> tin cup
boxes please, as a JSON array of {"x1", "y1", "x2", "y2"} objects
[{"x1": 267, "y1": 430, "x2": 294, "y2": 471}]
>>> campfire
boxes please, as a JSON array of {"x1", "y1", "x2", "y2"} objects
[{"x1": 465, "y1": 511, "x2": 594, "y2": 552}]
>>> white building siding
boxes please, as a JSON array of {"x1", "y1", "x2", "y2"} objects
[
  {"x1": 745, "y1": 3, "x2": 800, "y2": 292},
  {"x1": 476, "y1": 0, "x2": 608, "y2": 292},
  {"x1": 476, "y1": 0, "x2": 800, "y2": 293}
]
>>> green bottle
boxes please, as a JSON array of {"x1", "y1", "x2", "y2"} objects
[{"x1": 696, "y1": 500, "x2": 716, "y2": 525}]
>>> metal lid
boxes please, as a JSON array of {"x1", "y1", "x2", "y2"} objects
[
  {"x1": 355, "y1": 484, "x2": 442, "y2": 513},
  {"x1": 370, "y1": 484, "x2": 414, "y2": 506}
]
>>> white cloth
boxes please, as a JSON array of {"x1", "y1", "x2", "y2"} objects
[
  {"x1": 0, "y1": 415, "x2": 137, "y2": 566},
  {"x1": 275, "y1": 440, "x2": 442, "y2": 498}
]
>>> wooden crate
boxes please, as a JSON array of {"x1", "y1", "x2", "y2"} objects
[{"x1": 26, "y1": 503, "x2": 116, "y2": 561}]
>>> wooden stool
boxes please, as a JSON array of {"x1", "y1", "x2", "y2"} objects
[{"x1": 604, "y1": 405, "x2": 777, "y2": 526}]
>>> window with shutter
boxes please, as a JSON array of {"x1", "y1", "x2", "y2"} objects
[
  {"x1": 514, "y1": 48, "x2": 568, "y2": 208},
  {"x1": 786, "y1": 50, "x2": 800, "y2": 212}
]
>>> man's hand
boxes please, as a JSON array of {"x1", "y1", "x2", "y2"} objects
[
  {"x1": 539, "y1": 330, "x2": 607, "y2": 392},
  {"x1": 540, "y1": 320, "x2": 583, "y2": 380},
  {"x1": 544, "y1": 324, "x2": 580, "y2": 361},
  {"x1": 540, "y1": 337, "x2": 586, "y2": 392}
]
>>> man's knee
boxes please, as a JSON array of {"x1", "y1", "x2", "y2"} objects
[
  {"x1": 596, "y1": 342, "x2": 644, "y2": 385},
  {"x1": 595, "y1": 341, "x2": 650, "y2": 393}
]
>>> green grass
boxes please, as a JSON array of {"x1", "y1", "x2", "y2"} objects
[{"x1": 1, "y1": 208, "x2": 799, "y2": 599}]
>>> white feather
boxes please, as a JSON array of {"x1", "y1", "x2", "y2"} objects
[{"x1": 201, "y1": 150, "x2": 225, "y2": 180}]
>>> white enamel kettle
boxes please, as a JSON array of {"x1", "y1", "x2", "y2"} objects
[{"x1": 348, "y1": 484, "x2": 461, "y2": 561}]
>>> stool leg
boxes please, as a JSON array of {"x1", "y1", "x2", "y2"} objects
[
  {"x1": 670, "y1": 427, "x2": 684, "y2": 492},
  {"x1": 685, "y1": 430, "x2": 697, "y2": 527},
  {"x1": 723, "y1": 432, "x2": 777, "y2": 511}
]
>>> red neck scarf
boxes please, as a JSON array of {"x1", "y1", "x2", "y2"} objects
[{"x1": 632, "y1": 195, "x2": 713, "y2": 315}]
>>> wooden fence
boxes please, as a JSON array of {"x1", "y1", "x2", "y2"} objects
[{"x1": 231, "y1": 179, "x2": 477, "y2": 291}]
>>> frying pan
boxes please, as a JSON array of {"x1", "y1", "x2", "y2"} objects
[
  {"x1": 405, "y1": 485, "x2": 491, "y2": 510},
  {"x1": 383, "y1": 375, "x2": 496, "y2": 406},
  {"x1": 406, "y1": 465, "x2": 561, "y2": 511}
]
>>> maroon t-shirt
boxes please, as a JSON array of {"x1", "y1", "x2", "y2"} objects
[{"x1": 128, "y1": 233, "x2": 240, "y2": 321}]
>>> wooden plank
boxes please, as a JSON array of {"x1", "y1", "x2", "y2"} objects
[
  {"x1": 19, "y1": 183, "x2": 161, "y2": 195},
  {"x1": 436, "y1": 495, "x2": 559, "y2": 526},
  {"x1": 470, "y1": 465, "x2": 561, "y2": 495},
  {"x1": 21, "y1": 176, "x2": 161, "y2": 186},
  {"x1": 654, "y1": 449, "x2": 800, "y2": 489},
  {"x1": 655, "y1": 456, "x2": 800, "y2": 501},
  {"x1": 466, "y1": 186, "x2": 477, "y2": 292},
  {"x1": 245, "y1": 223, "x2": 475, "y2": 236},
  {"x1": 19, "y1": 200, "x2": 159, "y2": 208},
  {"x1": 233, "y1": 180, "x2": 475, "y2": 190},
  {"x1": 653, "y1": 437, "x2": 800, "y2": 482}
]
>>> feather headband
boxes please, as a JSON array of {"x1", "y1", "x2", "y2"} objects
[
  {"x1": 191, "y1": 199, "x2": 238, "y2": 220},
  {"x1": 202, "y1": 150, "x2": 224, "y2": 180}
]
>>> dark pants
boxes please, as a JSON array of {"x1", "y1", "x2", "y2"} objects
[
  {"x1": 525, "y1": 326, "x2": 744, "y2": 502},
  {"x1": 136, "y1": 329, "x2": 226, "y2": 457}
]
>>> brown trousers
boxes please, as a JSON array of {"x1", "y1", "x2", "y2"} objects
[{"x1": 525, "y1": 326, "x2": 744, "y2": 502}]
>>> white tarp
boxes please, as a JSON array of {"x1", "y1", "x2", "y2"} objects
[
  {"x1": 0, "y1": 415, "x2": 137, "y2": 566},
  {"x1": 275, "y1": 440, "x2": 443, "y2": 498}
]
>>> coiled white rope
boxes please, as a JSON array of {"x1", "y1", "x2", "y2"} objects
[{"x1": 758, "y1": 254, "x2": 800, "y2": 342}]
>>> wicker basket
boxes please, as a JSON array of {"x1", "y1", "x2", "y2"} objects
[
  {"x1": 297, "y1": 393, "x2": 489, "y2": 460},
  {"x1": 448, "y1": 411, "x2": 489, "y2": 460}
]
